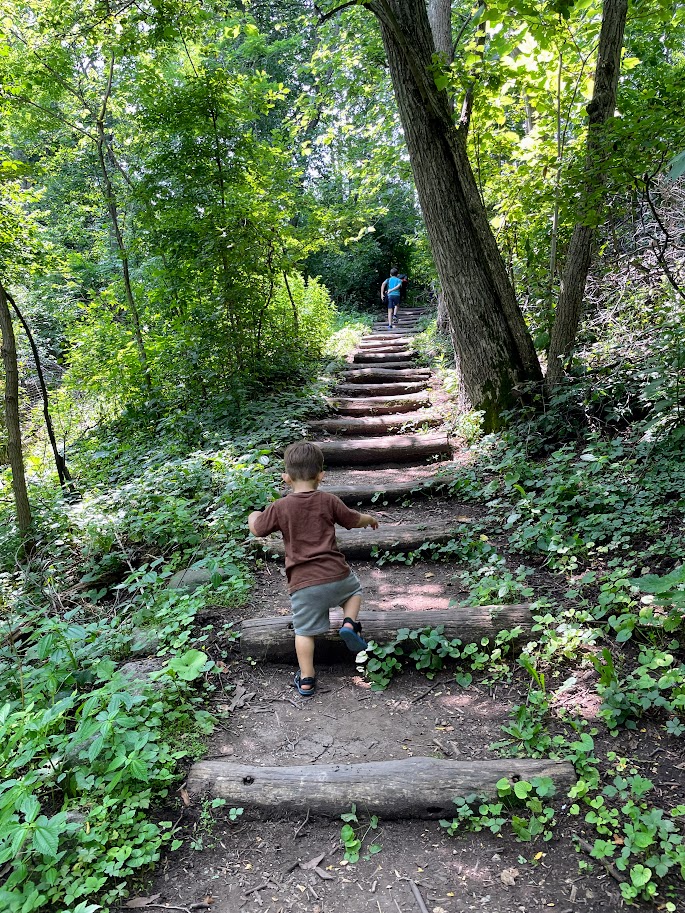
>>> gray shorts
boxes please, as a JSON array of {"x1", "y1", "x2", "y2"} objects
[{"x1": 290, "y1": 573, "x2": 363, "y2": 637}]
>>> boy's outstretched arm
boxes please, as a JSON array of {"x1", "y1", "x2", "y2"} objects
[
  {"x1": 355, "y1": 513, "x2": 379, "y2": 530},
  {"x1": 248, "y1": 510, "x2": 263, "y2": 536}
]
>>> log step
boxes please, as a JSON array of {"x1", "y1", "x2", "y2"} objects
[
  {"x1": 315, "y1": 433, "x2": 451, "y2": 466},
  {"x1": 186, "y1": 757, "x2": 576, "y2": 819},
  {"x1": 308, "y1": 411, "x2": 441, "y2": 437},
  {"x1": 255, "y1": 519, "x2": 457, "y2": 559},
  {"x1": 240, "y1": 604, "x2": 533, "y2": 663},
  {"x1": 324, "y1": 474, "x2": 445, "y2": 503},
  {"x1": 360, "y1": 336, "x2": 414, "y2": 346},
  {"x1": 354, "y1": 350, "x2": 413, "y2": 364},
  {"x1": 334, "y1": 381, "x2": 428, "y2": 396},
  {"x1": 341, "y1": 368, "x2": 430, "y2": 383},
  {"x1": 327, "y1": 391, "x2": 430, "y2": 415},
  {"x1": 346, "y1": 360, "x2": 422, "y2": 372}
]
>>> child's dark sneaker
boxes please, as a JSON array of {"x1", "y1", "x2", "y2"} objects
[{"x1": 338, "y1": 617, "x2": 368, "y2": 652}]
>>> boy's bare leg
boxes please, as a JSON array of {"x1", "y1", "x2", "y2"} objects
[
  {"x1": 341, "y1": 594, "x2": 362, "y2": 626},
  {"x1": 387, "y1": 306, "x2": 393, "y2": 327},
  {"x1": 295, "y1": 634, "x2": 316, "y2": 690}
]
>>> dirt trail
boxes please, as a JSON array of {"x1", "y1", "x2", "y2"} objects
[{"x1": 140, "y1": 309, "x2": 625, "y2": 913}]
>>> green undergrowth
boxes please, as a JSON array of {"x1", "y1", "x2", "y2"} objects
[
  {"x1": 356, "y1": 342, "x2": 685, "y2": 904},
  {"x1": 0, "y1": 327, "x2": 368, "y2": 911}
]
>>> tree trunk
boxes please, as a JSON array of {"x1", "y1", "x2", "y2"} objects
[
  {"x1": 0, "y1": 282, "x2": 33, "y2": 543},
  {"x1": 369, "y1": 0, "x2": 541, "y2": 429},
  {"x1": 546, "y1": 0, "x2": 628, "y2": 389},
  {"x1": 6, "y1": 291, "x2": 74, "y2": 491},
  {"x1": 240, "y1": 604, "x2": 533, "y2": 663},
  {"x1": 187, "y1": 756, "x2": 576, "y2": 819}
]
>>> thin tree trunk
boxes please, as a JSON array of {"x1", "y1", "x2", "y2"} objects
[
  {"x1": 0, "y1": 282, "x2": 33, "y2": 544},
  {"x1": 546, "y1": 0, "x2": 628, "y2": 389},
  {"x1": 96, "y1": 58, "x2": 153, "y2": 395},
  {"x1": 369, "y1": 0, "x2": 541, "y2": 428},
  {"x1": 428, "y1": 0, "x2": 452, "y2": 60},
  {"x1": 6, "y1": 291, "x2": 75, "y2": 491}
]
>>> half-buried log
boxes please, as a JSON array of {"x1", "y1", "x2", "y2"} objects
[
  {"x1": 240, "y1": 604, "x2": 534, "y2": 663},
  {"x1": 307, "y1": 411, "x2": 441, "y2": 437},
  {"x1": 186, "y1": 757, "x2": 575, "y2": 819},
  {"x1": 360, "y1": 336, "x2": 414, "y2": 346},
  {"x1": 354, "y1": 350, "x2": 413, "y2": 363},
  {"x1": 347, "y1": 360, "x2": 422, "y2": 372},
  {"x1": 335, "y1": 381, "x2": 428, "y2": 396},
  {"x1": 327, "y1": 391, "x2": 430, "y2": 415},
  {"x1": 341, "y1": 368, "x2": 430, "y2": 383},
  {"x1": 254, "y1": 519, "x2": 457, "y2": 559},
  {"x1": 314, "y1": 433, "x2": 451, "y2": 465}
]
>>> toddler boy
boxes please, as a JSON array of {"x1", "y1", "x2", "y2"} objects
[{"x1": 248, "y1": 441, "x2": 379, "y2": 697}]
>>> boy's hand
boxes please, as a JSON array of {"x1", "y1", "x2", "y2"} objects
[
  {"x1": 248, "y1": 510, "x2": 263, "y2": 536},
  {"x1": 359, "y1": 513, "x2": 379, "y2": 530}
]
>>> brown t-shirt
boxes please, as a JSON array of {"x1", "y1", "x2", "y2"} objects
[{"x1": 252, "y1": 490, "x2": 361, "y2": 594}]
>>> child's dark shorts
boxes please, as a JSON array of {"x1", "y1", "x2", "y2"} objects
[{"x1": 290, "y1": 572, "x2": 362, "y2": 636}]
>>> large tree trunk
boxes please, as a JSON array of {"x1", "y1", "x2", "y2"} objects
[
  {"x1": 0, "y1": 282, "x2": 33, "y2": 543},
  {"x1": 546, "y1": 0, "x2": 628, "y2": 389},
  {"x1": 369, "y1": 0, "x2": 541, "y2": 429}
]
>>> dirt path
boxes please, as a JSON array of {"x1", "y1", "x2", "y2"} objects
[{"x1": 139, "y1": 310, "x2": 628, "y2": 913}]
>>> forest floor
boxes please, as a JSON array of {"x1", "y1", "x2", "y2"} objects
[{"x1": 129, "y1": 312, "x2": 685, "y2": 913}]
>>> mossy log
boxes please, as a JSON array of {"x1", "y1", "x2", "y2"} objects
[
  {"x1": 334, "y1": 381, "x2": 428, "y2": 396},
  {"x1": 186, "y1": 756, "x2": 575, "y2": 819}
]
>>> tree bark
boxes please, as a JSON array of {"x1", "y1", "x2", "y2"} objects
[
  {"x1": 546, "y1": 0, "x2": 628, "y2": 389},
  {"x1": 240, "y1": 604, "x2": 533, "y2": 663},
  {"x1": 0, "y1": 282, "x2": 33, "y2": 543},
  {"x1": 187, "y1": 756, "x2": 576, "y2": 818},
  {"x1": 6, "y1": 291, "x2": 74, "y2": 490},
  {"x1": 369, "y1": 0, "x2": 541, "y2": 429}
]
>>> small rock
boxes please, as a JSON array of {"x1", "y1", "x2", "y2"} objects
[
  {"x1": 130, "y1": 628, "x2": 160, "y2": 656},
  {"x1": 167, "y1": 564, "x2": 234, "y2": 593},
  {"x1": 491, "y1": 853, "x2": 501, "y2": 862},
  {"x1": 500, "y1": 867, "x2": 519, "y2": 887}
]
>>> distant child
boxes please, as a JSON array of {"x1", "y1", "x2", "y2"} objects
[
  {"x1": 381, "y1": 267, "x2": 403, "y2": 328},
  {"x1": 248, "y1": 441, "x2": 379, "y2": 697}
]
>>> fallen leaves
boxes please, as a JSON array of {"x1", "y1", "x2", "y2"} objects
[
  {"x1": 299, "y1": 852, "x2": 334, "y2": 880},
  {"x1": 500, "y1": 867, "x2": 520, "y2": 887}
]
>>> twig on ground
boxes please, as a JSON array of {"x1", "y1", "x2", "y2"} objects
[
  {"x1": 293, "y1": 809, "x2": 310, "y2": 838},
  {"x1": 411, "y1": 680, "x2": 441, "y2": 703},
  {"x1": 243, "y1": 882, "x2": 269, "y2": 897},
  {"x1": 578, "y1": 838, "x2": 625, "y2": 883},
  {"x1": 408, "y1": 879, "x2": 430, "y2": 913}
]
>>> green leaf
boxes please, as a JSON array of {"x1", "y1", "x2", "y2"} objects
[{"x1": 32, "y1": 817, "x2": 61, "y2": 858}]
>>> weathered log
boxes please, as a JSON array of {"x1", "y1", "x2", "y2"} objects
[
  {"x1": 360, "y1": 336, "x2": 415, "y2": 346},
  {"x1": 240, "y1": 604, "x2": 533, "y2": 663},
  {"x1": 324, "y1": 473, "x2": 446, "y2": 503},
  {"x1": 335, "y1": 381, "x2": 428, "y2": 396},
  {"x1": 347, "y1": 360, "x2": 422, "y2": 372},
  {"x1": 327, "y1": 391, "x2": 430, "y2": 415},
  {"x1": 254, "y1": 519, "x2": 458, "y2": 559},
  {"x1": 341, "y1": 367, "x2": 430, "y2": 383},
  {"x1": 186, "y1": 756, "x2": 576, "y2": 819},
  {"x1": 314, "y1": 433, "x2": 451, "y2": 465},
  {"x1": 308, "y1": 411, "x2": 440, "y2": 437},
  {"x1": 365, "y1": 333, "x2": 418, "y2": 341},
  {"x1": 354, "y1": 350, "x2": 413, "y2": 363},
  {"x1": 359, "y1": 340, "x2": 413, "y2": 350}
]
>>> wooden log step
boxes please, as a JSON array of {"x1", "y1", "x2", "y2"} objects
[
  {"x1": 255, "y1": 519, "x2": 456, "y2": 559},
  {"x1": 334, "y1": 381, "x2": 428, "y2": 396},
  {"x1": 354, "y1": 350, "x2": 413, "y2": 364},
  {"x1": 341, "y1": 368, "x2": 430, "y2": 383},
  {"x1": 187, "y1": 756, "x2": 575, "y2": 819},
  {"x1": 326, "y1": 474, "x2": 443, "y2": 503},
  {"x1": 365, "y1": 333, "x2": 417, "y2": 341},
  {"x1": 314, "y1": 433, "x2": 451, "y2": 465},
  {"x1": 349, "y1": 361, "x2": 422, "y2": 372},
  {"x1": 328, "y1": 391, "x2": 430, "y2": 416},
  {"x1": 360, "y1": 336, "x2": 414, "y2": 346},
  {"x1": 240, "y1": 604, "x2": 533, "y2": 663},
  {"x1": 308, "y1": 411, "x2": 440, "y2": 437}
]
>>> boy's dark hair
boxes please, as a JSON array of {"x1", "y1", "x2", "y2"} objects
[
  {"x1": 390, "y1": 267, "x2": 399, "y2": 276},
  {"x1": 284, "y1": 441, "x2": 324, "y2": 481}
]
